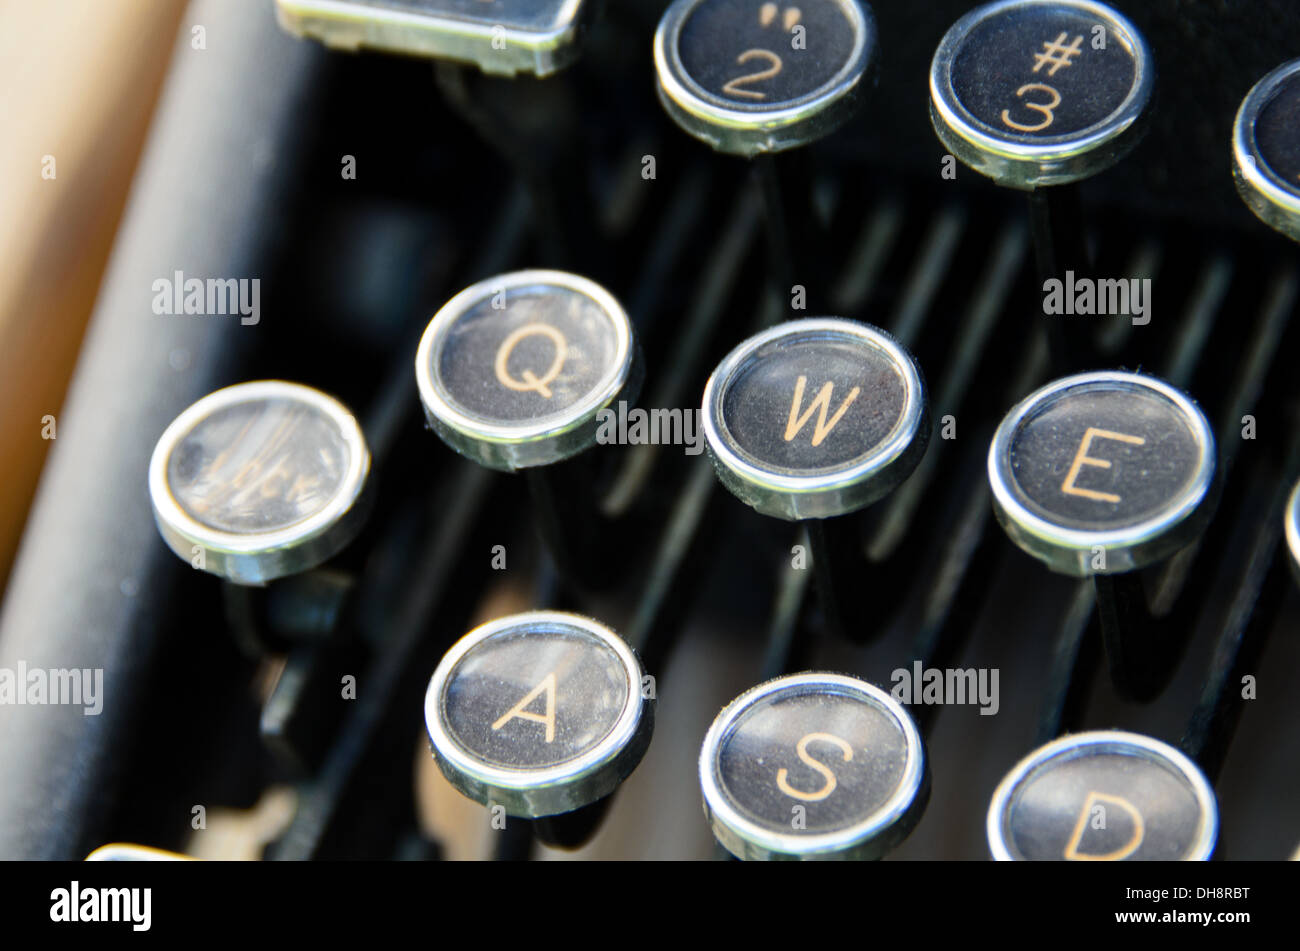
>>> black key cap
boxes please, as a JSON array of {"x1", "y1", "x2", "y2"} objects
[
  {"x1": 930, "y1": 0, "x2": 1154, "y2": 373},
  {"x1": 150, "y1": 381, "x2": 372, "y2": 585},
  {"x1": 1233, "y1": 58, "x2": 1300, "y2": 242},
  {"x1": 655, "y1": 0, "x2": 876, "y2": 309},
  {"x1": 151, "y1": 381, "x2": 375, "y2": 764},
  {"x1": 703, "y1": 318, "x2": 928, "y2": 518},
  {"x1": 989, "y1": 370, "x2": 1220, "y2": 699},
  {"x1": 930, "y1": 0, "x2": 1152, "y2": 189},
  {"x1": 989, "y1": 371, "x2": 1217, "y2": 576},
  {"x1": 702, "y1": 318, "x2": 929, "y2": 640},
  {"x1": 417, "y1": 270, "x2": 638, "y2": 471},
  {"x1": 700, "y1": 672, "x2": 928, "y2": 860},
  {"x1": 424, "y1": 611, "x2": 654, "y2": 824},
  {"x1": 654, "y1": 0, "x2": 876, "y2": 157},
  {"x1": 987, "y1": 730, "x2": 1218, "y2": 861},
  {"x1": 416, "y1": 269, "x2": 640, "y2": 588}
]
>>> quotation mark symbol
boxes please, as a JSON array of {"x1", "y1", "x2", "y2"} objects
[{"x1": 759, "y1": 2, "x2": 801, "y2": 31}]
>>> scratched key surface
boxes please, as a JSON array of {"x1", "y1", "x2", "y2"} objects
[{"x1": 167, "y1": 398, "x2": 353, "y2": 534}]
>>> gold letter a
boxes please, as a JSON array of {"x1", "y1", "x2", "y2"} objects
[{"x1": 492, "y1": 672, "x2": 557, "y2": 743}]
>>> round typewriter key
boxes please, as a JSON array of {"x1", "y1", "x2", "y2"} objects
[
  {"x1": 930, "y1": 0, "x2": 1153, "y2": 189},
  {"x1": 988, "y1": 730, "x2": 1218, "y2": 861},
  {"x1": 416, "y1": 270, "x2": 639, "y2": 472},
  {"x1": 703, "y1": 318, "x2": 928, "y2": 521},
  {"x1": 989, "y1": 372, "x2": 1217, "y2": 700},
  {"x1": 931, "y1": 0, "x2": 1153, "y2": 372},
  {"x1": 425, "y1": 611, "x2": 654, "y2": 818},
  {"x1": 654, "y1": 0, "x2": 875, "y2": 157},
  {"x1": 1286, "y1": 478, "x2": 1300, "y2": 584},
  {"x1": 704, "y1": 318, "x2": 927, "y2": 642},
  {"x1": 1233, "y1": 59, "x2": 1300, "y2": 242},
  {"x1": 989, "y1": 371, "x2": 1217, "y2": 577},
  {"x1": 149, "y1": 381, "x2": 372, "y2": 585},
  {"x1": 417, "y1": 271, "x2": 639, "y2": 590},
  {"x1": 700, "y1": 673, "x2": 928, "y2": 861}
]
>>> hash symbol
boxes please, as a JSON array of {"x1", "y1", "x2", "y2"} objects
[{"x1": 1032, "y1": 32, "x2": 1083, "y2": 76}]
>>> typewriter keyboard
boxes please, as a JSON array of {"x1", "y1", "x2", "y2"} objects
[{"x1": 2, "y1": 0, "x2": 1299, "y2": 863}]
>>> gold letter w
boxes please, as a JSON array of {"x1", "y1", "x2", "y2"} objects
[{"x1": 784, "y1": 376, "x2": 860, "y2": 447}]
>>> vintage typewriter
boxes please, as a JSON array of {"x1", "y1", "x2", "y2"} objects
[{"x1": 1, "y1": 0, "x2": 1298, "y2": 863}]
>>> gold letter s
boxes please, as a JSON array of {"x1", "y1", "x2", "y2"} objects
[{"x1": 776, "y1": 732, "x2": 854, "y2": 802}]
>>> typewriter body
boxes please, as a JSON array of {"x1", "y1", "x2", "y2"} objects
[{"x1": 0, "y1": 0, "x2": 1298, "y2": 862}]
